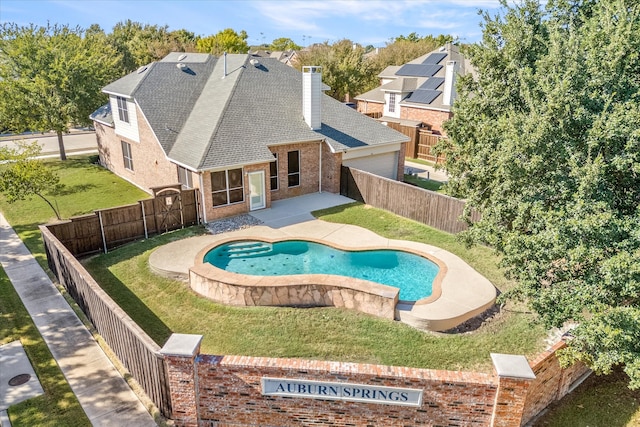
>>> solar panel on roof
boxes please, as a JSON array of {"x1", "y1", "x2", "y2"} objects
[
  {"x1": 395, "y1": 64, "x2": 442, "y2": 77},
  {"x1": 406, "y1": 89, "x2": 441, "y2": 105},
  {"x1": 422, "y1": 53, "x2": 447, "y2": 65},
  {"x1": 419, "y1": 77, "x2": 445, "y2": 90}
]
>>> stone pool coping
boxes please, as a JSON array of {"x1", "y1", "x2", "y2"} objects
[{"x1": 149, "y1": 220, "x2": 497, "y2": 331}]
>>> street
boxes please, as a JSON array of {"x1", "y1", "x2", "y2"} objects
[{"x1": 0, "y1": 129, "x2": 98, "y2": 158}]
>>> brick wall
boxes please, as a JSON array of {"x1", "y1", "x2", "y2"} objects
[
  {"x1": 269, "y1": 142, "x2": 322, "y2": 201},
  {"x1": 321, "y1": 143, "x2": 342, "y2": 194},
  {"x1": 95, "y1": 107, "x2": 181, "y2": 193},
  {"x1": 401, "y1": 107, "x2": 452, "y2": 135},
  {"x1": 521, "y1": 341, "x2": 590, "y2": 425},
  {"x1": 194, "y1": 356, "x2": 497, "y2": 426},
  {"x1": 160, "y1": 335, "x2": 591, "y2": 427},
  {"x1": 356, "y1": 100, "x2": 384, "y2": 115}
]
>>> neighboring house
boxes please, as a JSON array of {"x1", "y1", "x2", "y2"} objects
[
  {"x1": 355, "y1": 44, "x2": 472, "y2": 135},
  {"x1": 91, "y1": 52, "x2": 408, "y2": 223},
  {"x1": 249, "y1": 50, "x2": 298, "y2": 67}
]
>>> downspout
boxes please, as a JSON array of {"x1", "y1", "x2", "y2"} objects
[
  {"x1": 319, "y1": 141, "x2": 322, "y2": 193},
  {"x1": 199, "y1": 173, "x2": 208, "y2": 223}
]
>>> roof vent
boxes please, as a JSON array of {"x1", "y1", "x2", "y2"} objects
[
  {"x1": 250, "y1": 58, "x2": 260, "y2": 67},
  {"x1": 178, "y1": 53, "x2": 187, "y2": 61},
  {"x1": 177, "y1": 63, "x2": 187, "y2": 70},
  {"x1": 439, "y1": 46, "x2": 446, "y2": 52},
  {"x1": 136, "y1": 65, "x2": 148, "y2": 74}
]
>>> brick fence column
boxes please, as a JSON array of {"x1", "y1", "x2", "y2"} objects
[
  {"x1": 160, "y1": 334, "x2": 203, "y2": 427},
  {"x1": 490, "y1": 353, "x2": 536, "y2": 427}
]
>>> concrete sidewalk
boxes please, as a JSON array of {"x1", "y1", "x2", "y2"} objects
[{"x1": 0, "y1": 213, "x2": 156, "y2": 426}]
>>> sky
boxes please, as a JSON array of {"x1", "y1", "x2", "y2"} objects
[{"x1": 0, "y1": 0, "x2": 505, "y2": 47}]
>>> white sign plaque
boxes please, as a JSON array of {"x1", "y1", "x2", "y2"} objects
[{"x1": 261, "y1": 377, "x2": 423, "y2": 407}]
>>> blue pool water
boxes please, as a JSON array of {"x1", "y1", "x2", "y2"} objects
[{"x1": 203, "y1": 240, "x2": 438, "y2": 301}]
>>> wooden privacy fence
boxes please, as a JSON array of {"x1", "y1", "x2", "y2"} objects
[
  {"x1": 341, "y1": 167, "x2": 479, "y2": 234},
  {"x1": 41, "y1": 224, "x2": 172, "y2": 418},
  {"x1": 47, "y1": 186, "x2": 199, "y2": 257},
  {"x1": 383, "y1": 121, "x2": 446, "y2": 163}
]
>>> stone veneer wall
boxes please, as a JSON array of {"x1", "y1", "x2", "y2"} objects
[{"x1": 189, "y1": 263, "x2": 398, "y2": 320}]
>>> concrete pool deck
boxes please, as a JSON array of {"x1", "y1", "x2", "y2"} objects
[{"x1": 150, "y1": 218, "x2": 496, "y2": 332}]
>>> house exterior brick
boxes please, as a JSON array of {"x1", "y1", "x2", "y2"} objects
[{"x1": 401, "y1": 107, "x2": 453, "y2": 135}]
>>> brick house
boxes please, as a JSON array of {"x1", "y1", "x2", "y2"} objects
[
  {"x1": 91, "y1": 53, "x2": 408, "y2": 222},
  {"x1": 354, "y1": 43, "x2": 472, "y2": 136}
]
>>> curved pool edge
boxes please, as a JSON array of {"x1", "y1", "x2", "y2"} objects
[
  {"x1": 195, "y1": 235, "x2": 447, "y2": 306},
  {"x1": 149, "y1": 221, "x2": 497, "y2": 332}
]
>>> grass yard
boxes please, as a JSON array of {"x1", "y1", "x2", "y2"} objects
[
  {"x1": 84, "y1": 203, "x2": 546, "y2": 373},
  {"x1": 403, "y1": 174, "x2": 444, "y2": 192},
  {"x1": 0, "y1": 155, "x2": 149, "y2": 425},
  {"x1": 0, "y1": 266, "x2": 90, "y2": 427},
  {"x1": 0, "y1": 155, "x2": 149, "y2": 268}
]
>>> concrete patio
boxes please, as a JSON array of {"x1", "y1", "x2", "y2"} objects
[{"x1": 149, "y1": 193, "x2": 496, "y2": 331}]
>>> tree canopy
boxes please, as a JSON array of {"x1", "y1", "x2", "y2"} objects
[
  {"x1": 294, "y1": 39, "x2": 375, "y2": 101},
  {"x1": 0, "y1": 141, "x2": 64, "y2": 219},
  {"x1": 0, "y1": 23, "x2": 122, "y2": 160},
  {"x1": 440, "y1": 0, "x2": 640, "y2": 387},
  {"x1": 270, "y1": 37, "x2": 301, "y2": 51},
  {"x1": 196, "y1": 28, "x2": 249, "y2": 55},
  {"x1": 108, "y1": 20, "x2": 198, "y2": 72}
]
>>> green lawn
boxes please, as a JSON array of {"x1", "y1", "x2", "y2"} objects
[
  {"x1": 0, "y1": 266, "x2": 90, "y2": 427},
  {"x1": 84, "y1": 203, "x2": 545, "y2": 372},
  {"x1": 403, "y1": 174, "x2": 444, "y2": 192},
  {"x1": 0, "y1": 155, "x2": 149, "y2": 268},
  {"x1": 0, "y1": 155, "x2": 148, "y2": 425}
]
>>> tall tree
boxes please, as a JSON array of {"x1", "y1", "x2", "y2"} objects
[
  {"x1": 440, "y1": 0, "x2": 640, "y2": 387},
  {"x1": 0, "y1": 141, "x2": 64, "y2": 220},
  {"x1": 270, "y1": 37, "x2": 301, "y2": 51},
  {"x1": 294, "y1": 39, "x2": 374, "y2": 101},
  {"x1": 109, "y1": 20, "x2": 198, "y2": 72},
  {"x1": 0, "y1": 23, "x2": 121, "y2": 160},
  {"x1": 196, "y1": 28, "x2": 249, "y2": 55}
]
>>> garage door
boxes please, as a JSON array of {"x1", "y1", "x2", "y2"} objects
[{"x1": 343, "y1": 151, "x2": 399, "y2": 179}]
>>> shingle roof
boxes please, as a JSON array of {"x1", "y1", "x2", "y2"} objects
[
  {"x1": 89, "y1": 103, "x2": 113, "y2": 126},
  {"x1": 98, "y1": 53, "x2": 407, "y2": 171}
]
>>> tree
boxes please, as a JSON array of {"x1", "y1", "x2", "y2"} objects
[
  {"x1": 270, "y1": 37, "x2": 301, "y2": 51},
  {"x1": 440, "y1": 0, "x2": 640, "y2": 386},
  {"x1": 108, "y1": 20, "x2": 198, "y2": 73},
  {"x1": 196, "y1": 28, "x2": 249, "y2": 55},
  {"x1": 0, "y1": 23, "x2": 122, "y2": 160},
  {"x1": 0, "y1": 141, "x2": 64, "y2": 220},
  {"x1": 294, "y1": 39, "x2": 375, "y2": 101}
]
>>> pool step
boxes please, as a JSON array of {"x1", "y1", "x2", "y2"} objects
[{"x1": 226, "y1": 242, "x2": 273, "y2": 258}]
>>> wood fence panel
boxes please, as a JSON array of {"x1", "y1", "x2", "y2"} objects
[
  {"x1": 341, "y1": 167, "x2": 476, "y2": 234},
  {"x1": 45, "y1": 188, "x2": 200, "y2": 257},
  {"x1": 417, "y1": 129, "x2": 446, "y2": 163},
  {"x1": 41, "y1": 225, "x2": 172, "y2": 417}
]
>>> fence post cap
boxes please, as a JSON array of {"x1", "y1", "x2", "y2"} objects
[
  {"x1": 160, "y1": 333, "x2": 203, "y2": 357},
  {"x1": 491, "y1": 353, "x2": 536, "y2": 379}
]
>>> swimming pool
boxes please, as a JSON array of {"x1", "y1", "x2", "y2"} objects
[{"x1": 203, "y1": 240, "x2": 439, "y2": 301}]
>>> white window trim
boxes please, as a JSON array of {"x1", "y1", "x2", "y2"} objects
[
  {"x1": 121, "y1": 140, "x2": 133, "y2": 171},
  {"x1": 270, "y1": 153, "x2": 279, "y2": 191},
  {"x1": 116, "y1": 96, "x2": 130, "y2": 123},
  {"x1": 177, "y1": 165, "x2": 193, "y2": 189}
]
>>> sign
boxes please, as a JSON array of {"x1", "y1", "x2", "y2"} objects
[{"x1": 261, "y1": 377, "x2": 423, "y2": 407}]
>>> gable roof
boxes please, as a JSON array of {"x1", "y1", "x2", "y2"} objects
[
  {"x1": 355, "y1": 44, "x2": 472, "y2": 111},
  {"x1": 98, "y1": 53, "x2": 407, "y2": 171}
]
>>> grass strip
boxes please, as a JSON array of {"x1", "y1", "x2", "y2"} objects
[{"x1": 0, "y1": 266, "x2": 90, "y2": 426}]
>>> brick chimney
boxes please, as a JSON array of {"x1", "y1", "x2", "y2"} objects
[{"x1": 303, "y1": 66, "x2": 322, "y2": 130}]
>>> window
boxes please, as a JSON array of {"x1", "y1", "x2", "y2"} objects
[
  {"x1": 121, "y1": 140, "x2": 133, "y2": 171},
  {"x1": 388, "y1": 93, "x2": 396, "y2": 113},
  {"x1": 270, "y1": 153, "x2": 278, "y2": 191},
  {"x1": 211, "y1": 168, "x2": 243, "y2": 207},
  {"x1": 116, "y1": 96, "x2": 129, "y2": 123},
  {"x1": 287, "y1": 150, "x2": 300, "y2": 187},
  {"x1": 177, "y1": 166, "x2": 193, "y2": 189}
]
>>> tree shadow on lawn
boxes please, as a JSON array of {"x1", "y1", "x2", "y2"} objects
[{"x1": 49, "y1": 183, "x2": 97, "y2": 197}]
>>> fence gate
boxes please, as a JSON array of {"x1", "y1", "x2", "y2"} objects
[{"x1": 154, "y1": 188, "x2": 184, "y2": 233}]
